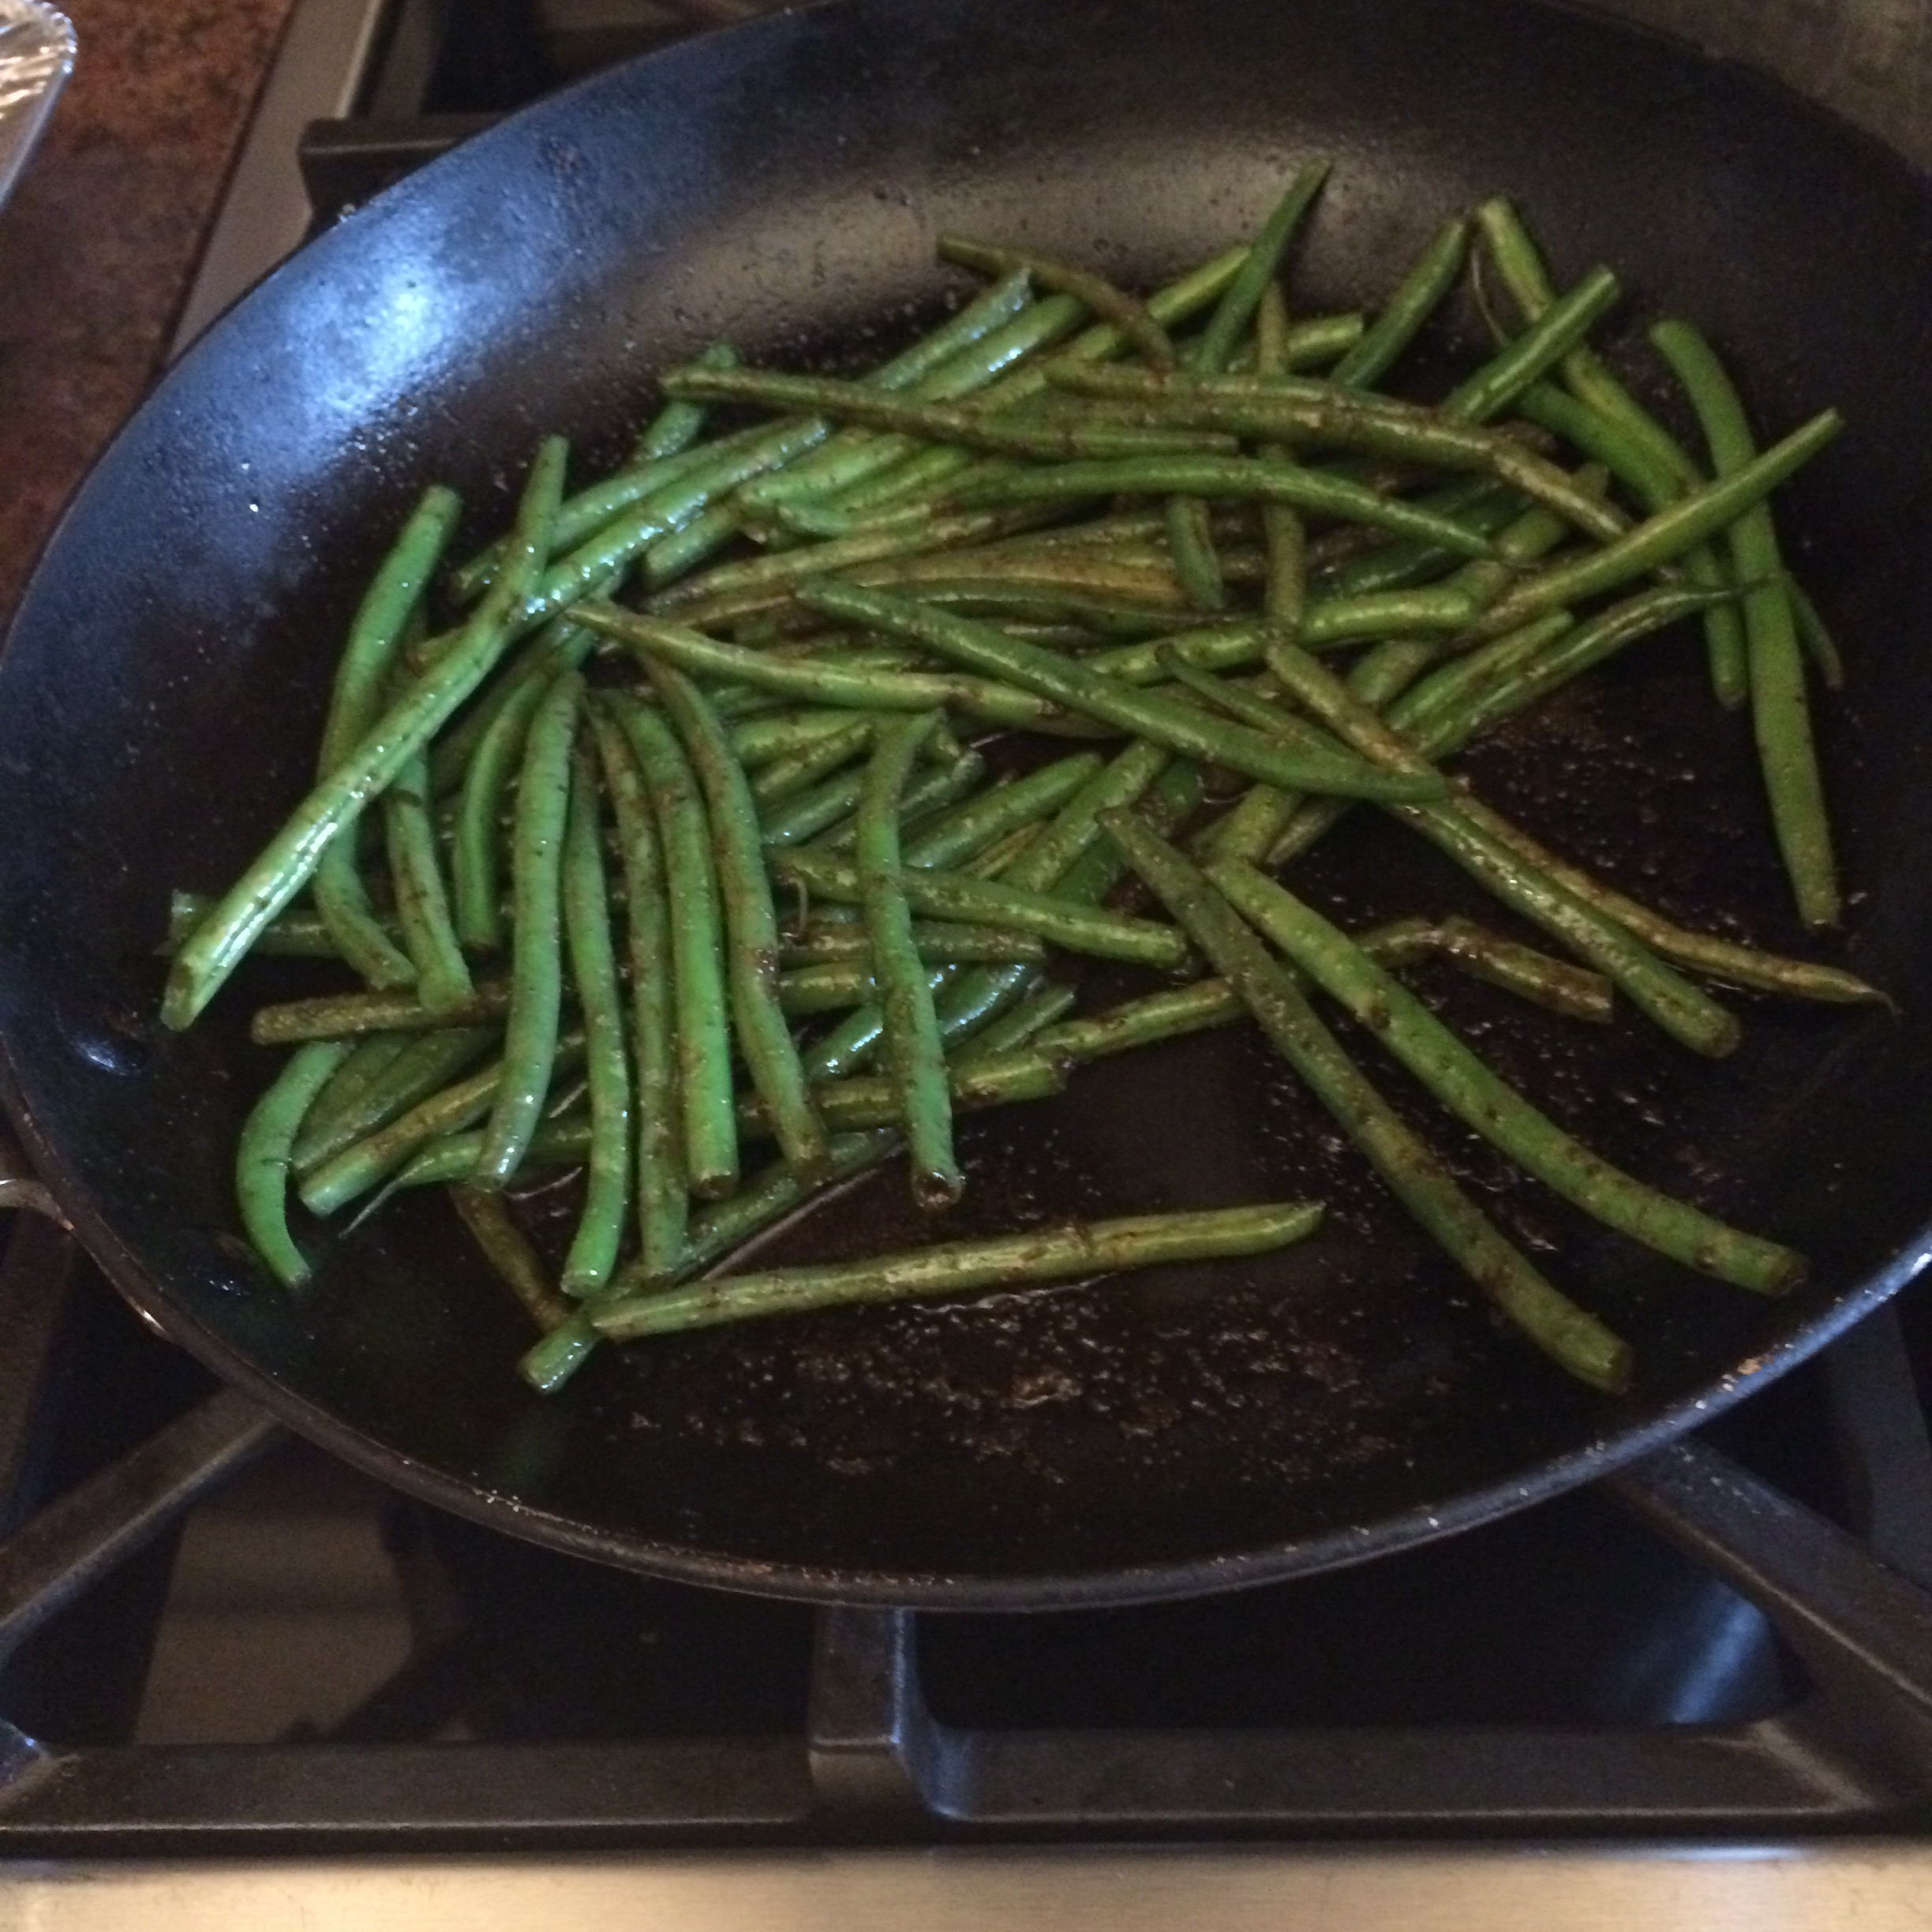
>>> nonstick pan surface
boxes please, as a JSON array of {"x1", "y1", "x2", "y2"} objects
[{"x1": 3, "y1": 0, "x2": 1930, "y2": 1605}]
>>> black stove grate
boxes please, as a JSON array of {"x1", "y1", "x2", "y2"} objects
[{"x1": 4, "y1": 1211, "x2": 1932, "y2": 1852}]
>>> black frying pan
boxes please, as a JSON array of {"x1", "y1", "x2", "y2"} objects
[{"x1": 4, "y1": 0, "x2": 1932, "y2": 1608}]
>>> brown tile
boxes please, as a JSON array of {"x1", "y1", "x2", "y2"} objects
[{"x1": 0, "y1": 0, "x2": 294, "y2": 620}]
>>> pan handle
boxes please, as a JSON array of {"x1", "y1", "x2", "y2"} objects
[{"x1": 0, "y1": 1122, "x2": 65, "y2": 1223}]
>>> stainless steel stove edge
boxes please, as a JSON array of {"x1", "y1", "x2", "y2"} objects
[{"x1": 4, "y1": 1841, "x2": 1931, "y2": 1931}]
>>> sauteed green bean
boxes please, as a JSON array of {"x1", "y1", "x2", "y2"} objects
[{"x1": 164, "y1": 174, "x2": 1874, "y2": 1399}]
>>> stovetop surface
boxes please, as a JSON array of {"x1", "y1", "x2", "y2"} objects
[{"x1": 9, "y1": 0, "x2": 1932, "y2": 1911}]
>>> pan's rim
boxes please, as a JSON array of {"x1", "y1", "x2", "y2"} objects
[
  {"x1": 2, "y1": 0, "x2": 1929, "y2": 1609},
  {"x1": 7, "y1": 1020, "x2": 1923, "y2": 1610}
]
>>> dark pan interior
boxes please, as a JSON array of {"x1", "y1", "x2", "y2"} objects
[{"x1": 5, "y1": 0, "x2": 1932, "y2": 1606}]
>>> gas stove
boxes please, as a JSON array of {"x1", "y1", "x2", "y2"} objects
[{"x1": 8, "y1": 0, "x2": 1932, "y2": 1920}]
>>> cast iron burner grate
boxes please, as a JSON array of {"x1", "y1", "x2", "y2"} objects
[{"x1": 4, "y1": 1203, "x2": 1932, "y2": 1852}]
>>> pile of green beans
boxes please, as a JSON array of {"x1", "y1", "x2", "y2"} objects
[{"x1": 164, "y1": 166, "x2": 1882, "y2": 1399}]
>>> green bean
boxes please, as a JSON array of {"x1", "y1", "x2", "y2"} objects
[
  {"x1": 1511, "y1": 380, "x2": 1677, "y2": 508},
  {"x1": 938, "y1": 237, "x2": 1175, "y2": 364},
  {"x1": 1258, "y1": 634, "x2": 1739, "y2": 1056},
  {"x1": 1082, "y1": 590, "x2": 1472, "y2": 688},
  {"x1": 483, "y1": 417, "x2": 831, "y2": 623},
  {"x1": 958, "y1": 822, "x2": 1039, "y2": 879},
  {"x1": 1046, "y1": 365, "x2": 1625, "y2": 548},
  {"x1": 1788, "y1": 577, "x2": 1845, "y2": 689},
  {"x1": 378, "y1": 1113, "x2": 593, "y2": 1197},
  {"x1": 1220, "y1": 635, "x2": 1459, "y2": 867},
  {"x1": 1328, "y1": 215, "x2": 1470, "y2": 390},
  {"x1": 1470, "y1": 410, "x2": 1843, "y2": 639},
  {"x1": 1397, "y1": 584, "x2": 1725, "y2": 758},
  {"x1": 300, "y1": 1031, "x2": 588, "y2": 1216},
  {"x1": 739, "y1": 1047, "x2": 1067, "y2": 1140},
  {"x1": 591, "y1": 1200, "x2": 1324, "y2": 1342},
  {"x1": 612, "y1": 694, "x2": 739, "y2": 1198},
  {"x1": 732, "y1": 271, "x2": 1038, "y2": 511},
  {"x1": 474, "y1": 670, "x2": 581, "y2": 1185},
  {"x1": 650, "y1": 509, "x2": 1040, "y2": 629},
  {"x1": 515, "y1": 1311, "x2": 603, "y2": 1393},
  {"x1": 1364, "y1": 916, "x2": 1613, "y2": 1024},
  {"x1": 590, "y1": 708, "x2": 688, "y2": 1278},
  {"x1": 1428, "y1": 804, "x2": 1884, "y2": 1008},
  {"x1": 798, "y1": 756, "x2": 1191, "y2": 1085},
  {"x1": 577, "y1": 601, "x2": 1105, "y2": 739},
  {"x1": 781, "y1": 921, "x2": 1046, "y2": 968},
  {"x1": 1446, "y1": 803, "x2": 1747, "y2": 1048},
  {"x1": 1097, "y1": 811, "x2": 1629, "y2": 1391},
  {"x1": 282, "y1": 1027, "x2": 402, "y2": 1136},
  {"x1": 557, "y1": 755, "x2": 631, "y2": 1295},
  {"x1": 681, "y1": 1129, "x2": 903, "y2": 1284},
  {"x1": 820, "y1": 246, "x2": 1252, "y2": 522},
  {"x1": 771, "y1": 848, "x2": 1192, "y2": 972},
  {"x1": 449, "y1": 392, "x2": 744, "y2": 605},
  {"x1": 636, "y1": 340, "x2": 739, "y2": 459},
  {"x1": 865, "y1": 264, "x2": 1061, "y2": 391},
  {"x1": 1317, "y1": 478, "x2": 1526, "y2": 598},
  {"x1": 1033, "y1": 980, "x2": 1245, "y2": 1061},
  {"x1": 1649, "y1": 320, "x2": 1838, "y2": 927},
  {"x1": 780, "y1": 947, "x2": 1043, "y2": 1013},
  {"x1": 902, "y1": 754, "x2": 1103, "y2": 871},
  {"x1": 1209, "y1": 859, "x2": 1800, "y2": 1294},
  {"x1": 650, "y1": 665, "x2": 829, "y2": 1172},
  {"x1": 938, "y1": 452, "x2": 1494, "y2": 556},
  {"x1": 1020, "y1": 914, "x2": 1604, "y2": 1058},
  {"x1": 874, "y1": 742, "x2": 1174, "y2": 1014},
  {"x1": 163, "y1": 440, "x2": 566, "y2": 1031},
  {"x1": 661, "y1": 364, "x2": 1230, "y2": 460},
  {"x1": 869, "y1": 718, "x2": 989, "y2": 1197},
  {"x1": 1165, "y1": 495, "x2": 1227, "y2": 609},
  {"x1": 760, "y1": 258, "x2": 1324, "y2": 546},
  {"x1": 1474, "y1": 197, "x2": 1699, "y2": 489},
  {"x1": 1247, "y1": 489, "x2": 1597, "y2": 867},
  {"x1": 836, "y1": 577, "x2": 1197, "y2": 632},
  {"x1": 167, "y1": 892, "x2": 349, "y2": 960},
  {"x1": 249, "y1": 985, "x2": 511, "y2": 1046},
  {"x1": 450, "y1": 1185, "x2": 573, "y2": 1331},
  {"x1": 760, "y1": 769, "x2": 871, "y2": 849},
  {"x1": 798, "y1": 584, "x2": 1447, "y2": 802},
  {"x1": 640, "y1": 486, "x2": 801, "y2": 591},
  {"x1": 956, "y1": 980, "x2": 1080, "y2": 1058},
  {"x1": 382, "y1": 751, "x2": 472, "y2": 1010},
  {"x1": 802, "y1": 751, "x2": 990, "y2": 855},
  {"x1": 1192, "y1": 163, "x2": 1331, "y2": 374},
  {"x1": 841, "y1": 530, "x2": 1196, "y2": 588},
  {"x1": 316, "y1": 485, "x2": 465, "y2": 771},
  {"x1": 1197, "y1": 773, "x2": 1301, "y2": 870},
  {"x1": 428, "y1": 595, "x2": 607, "y2": 799},
  {"x1": 627, "y1": 1124, "x2": 908, "y2": 1316},
  {"x1": 236, "y1": 1039, "x2": 354, "y2": 1286},
  {"x1": 1155, "y1": 650, "x2": 1316, "y2": 736},
  {"x1": 1274, "y1": 313, "x2": 1367, "y2": 366},
  {"x1": 1253, "y1": 283, "x2": 1309, "y2": 628},
  {"x1": 448, "y1": 426, "x2": 736, "y2": 607},
  {"x1": 293, "y1": 1024, "x2": 496, "y2": 1174},
  {"x1": 732, "y1": 708, "x2": 881, "y2": 765},
  {"x1": 310, "y1": 485, "x2": 462, "y2": 988},
  {"x1": 925, "y1": 757, "x2": 1207, "y2": 1051},
  {"x1": 1442, "y1": 265, "x2": 1622, "y2": 423},
  {"x1": 747, "y1": 719, "x2": 874, "y2": 806},
  {"x1": 1515, "y1": 380, "x2": 1750, "y2": 710},
  {"x1": 518, "y1": 1125, "x2": 909, "y2": 1391},
  {"x1": 451, "y1": 664, "x2": 565, "y2": 953}
]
